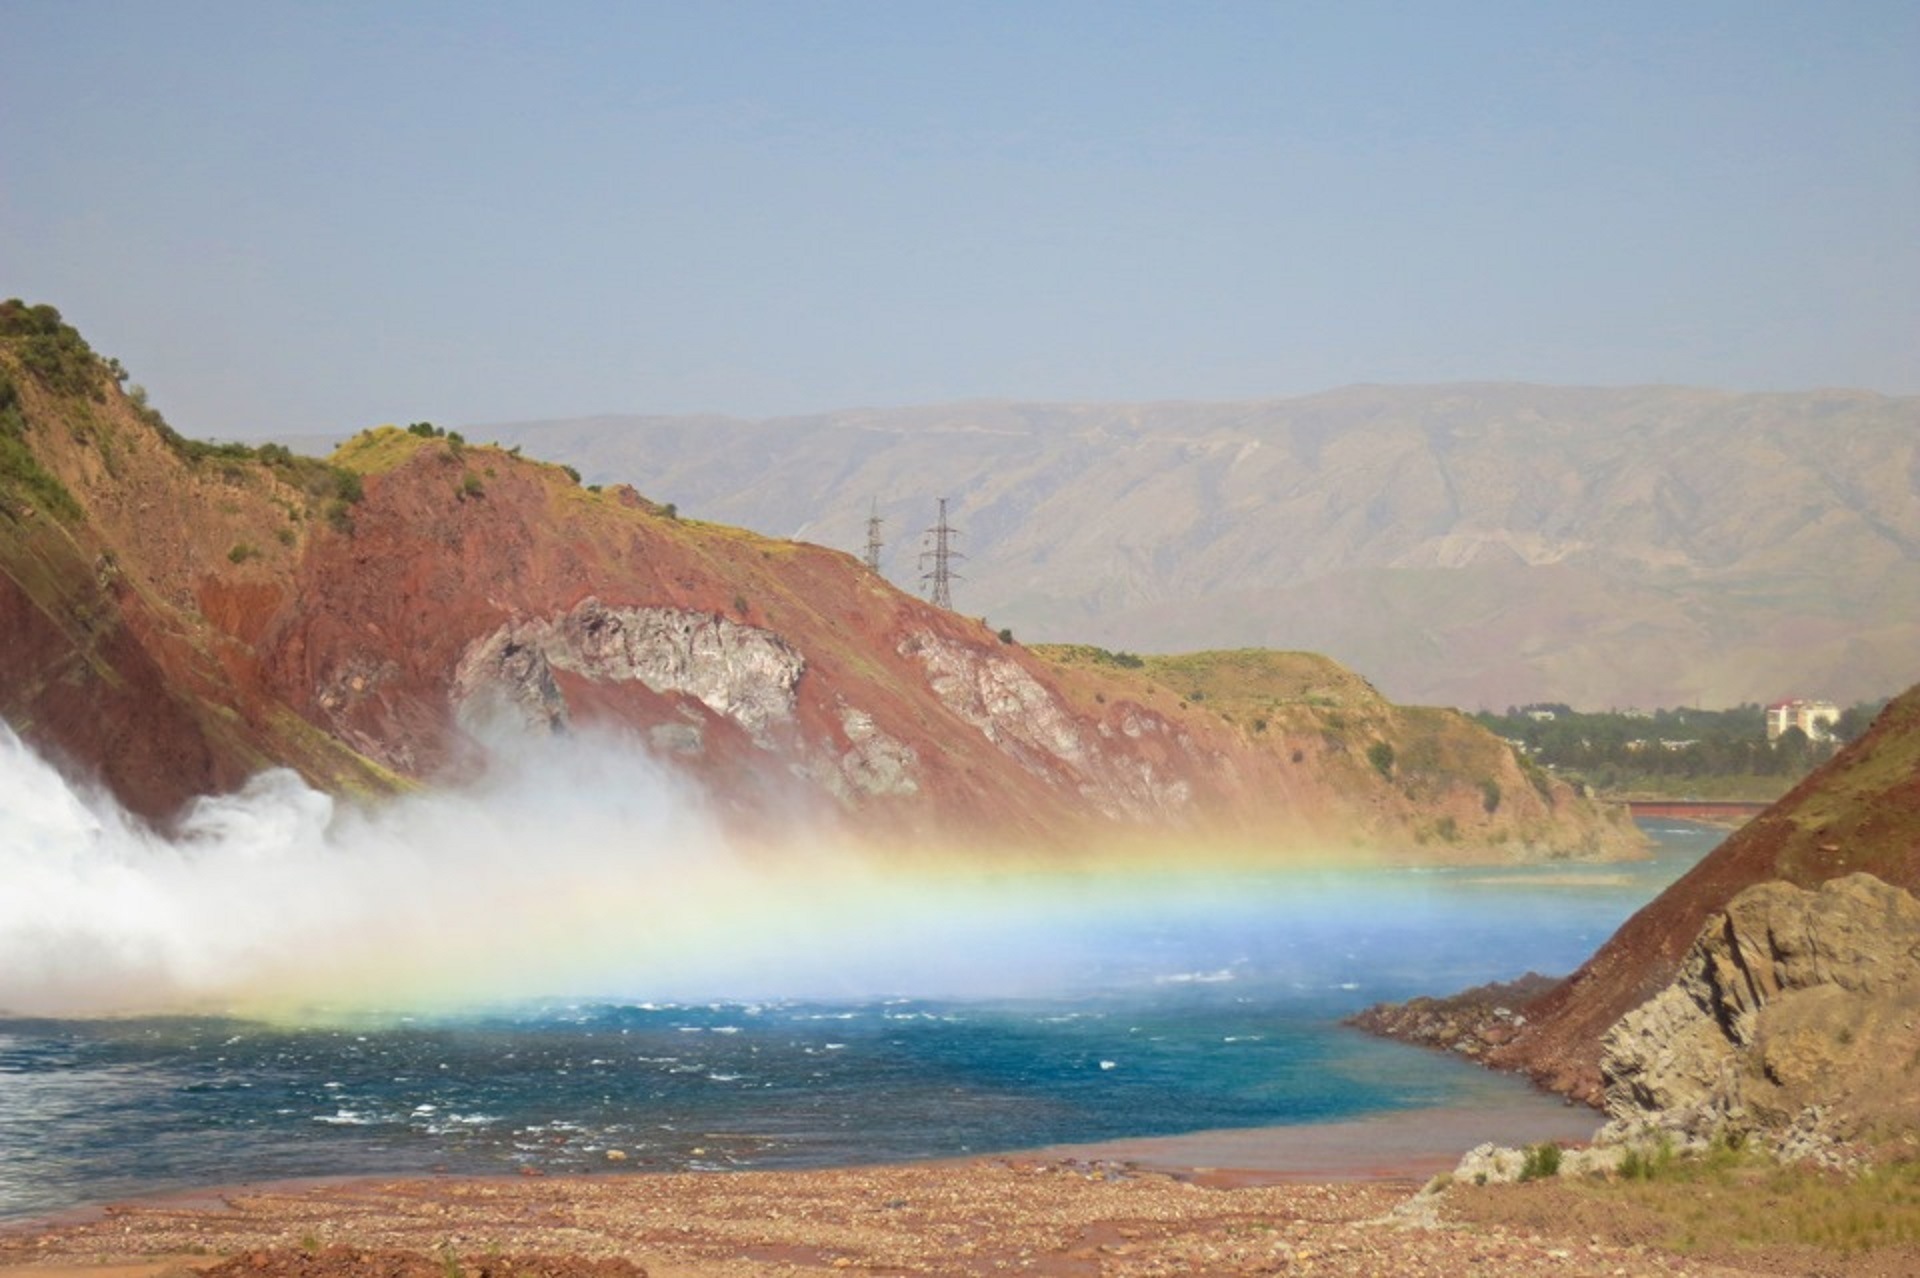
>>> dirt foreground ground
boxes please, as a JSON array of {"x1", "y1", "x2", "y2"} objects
[
  {"x1": 0, "y1": 1101, "x2": 1801, "y2": 1278},
  {"x1": 0, "y1": 1156, "x2": 1765, "y2": 1278}
]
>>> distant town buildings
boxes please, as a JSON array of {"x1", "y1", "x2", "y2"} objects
[
  {"x1": 1766, "y1": 698, "x2": 1840, "y2": 743},
  {"x1": 1623, "y1": 738, "x2": 1701, "y2": 753}
]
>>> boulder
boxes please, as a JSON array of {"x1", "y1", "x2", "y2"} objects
[{"x1": 1600, "y1": 872, "x2": 1920, "y2": 1159}]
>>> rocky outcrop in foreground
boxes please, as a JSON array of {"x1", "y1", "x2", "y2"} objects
[
  {"x1": 1428, "y1": 872, "x2": 1920, "y2": 1190},
  {"x1": 1470, "y1": 684, "x2": 1920, "y2": 1103},
  {"x1": 1344, "y1": 973, "x2": 1560, "y2": 1061},
  {"x1": 1600, "y1": 872, "x2": 1920, "y2": 1161}
]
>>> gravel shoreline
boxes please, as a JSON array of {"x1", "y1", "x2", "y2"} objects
[
  {"x1": 0, "y1": 1101, "x2": 1778, "y2": 1277},
  {"x1": 0, "y1": 1157, "x2": 1759, "y2": 1278}
]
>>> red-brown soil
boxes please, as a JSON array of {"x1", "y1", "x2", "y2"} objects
[{"x1": 201, "y1": 1249, "x2": 645, "y2": 1278}]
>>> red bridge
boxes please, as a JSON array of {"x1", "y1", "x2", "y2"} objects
[{"x1": 1621, "y1": 798, "x2": 1772, "y2": 824}]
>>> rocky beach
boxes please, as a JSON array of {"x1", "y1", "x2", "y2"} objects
[{"x1": 3, "y1": 1130, "x2": 1891, "y2": 1278}]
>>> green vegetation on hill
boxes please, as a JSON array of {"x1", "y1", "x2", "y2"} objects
[
  {"x1": 1032, "y1": 644, "x2": 1618, "y2": 856},
  {"x1": 0, "y1": 301, "x2": 100, "y2": 521},
  {"x1": 1136, "y1": 648, "x2": 1381, "y2": 710},
  {"x1": 1771, "y1": 687, "x2": 1920, "y2": 886},
  {"x1": 1038, "y1": 642, "x2": 1146, "y2": 670},
  {"x1": 333, "y1": 424, "x2": 450, "y2": 475},
  {"x1": 0, "y1": 299, "x2": 107, "y2": 398},
  {"x1": 1472, "y1": 700, "x2": 1892, "y2": 800},
  {"x1": 1035, "y1": 645, "x2": 1379, "y2": 716},
  {"x1": 0, "y1": 366, "x2": 82, "y2": 522},
  {"x1": 0, "y1": 298, "x2": 366, "y2": 533}
]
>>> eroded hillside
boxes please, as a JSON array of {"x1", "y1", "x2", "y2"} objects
[
  {"x1": 0, "y1": 302, "x2": 398, "y2": 814},
  {"x1": 0, "y1": 304, "x2": 1638, "y2": 863}
]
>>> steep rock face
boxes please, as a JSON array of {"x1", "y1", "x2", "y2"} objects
[
  {"x1": 1601, "y1": 873, "x2": 1920, "y2": 1155},
  {"x1": 454, "y1": 600, "x2": 805, "y2": 744},
  {"x1": 1489, "y1": 684, "x2": 1920, "y2": 1103},
  {"x1": 904, "y1": 634, "x2": 1194, "y2": 824}
]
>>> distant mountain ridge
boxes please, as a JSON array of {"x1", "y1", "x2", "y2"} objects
[{"x1": 470, "y1": 385, "x2": 1920, "y2": 710}]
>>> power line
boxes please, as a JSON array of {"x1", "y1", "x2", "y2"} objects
[{"x1": 919, "y1": 497, "x2": 963, "y2": 610}]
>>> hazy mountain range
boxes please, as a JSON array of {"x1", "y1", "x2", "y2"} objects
[{"x1": 466, "y1": 384, "x2": 1920, "y2": 711}]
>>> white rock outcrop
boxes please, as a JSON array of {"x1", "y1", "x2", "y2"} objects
[
  {"x1": 901, "y1": 632, "x2": 1193, "y2": 822},
  {"x1": 455, "y1": 598, "x2": 805, "y2": 744},
  {"x1": 834, "y1": 705, "x2": 919, "y2": 798}
]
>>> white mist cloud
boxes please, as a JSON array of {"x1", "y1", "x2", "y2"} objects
[
  {"x1": 1, "y1": 723, "x2": 1647, "y2": 1019},
  {"x1": 0, "y1": 724, "x2": 735, "y2": 1013},
  {"x1": 0, "y1": 724, "x2": 1123, "y2": 1016}
]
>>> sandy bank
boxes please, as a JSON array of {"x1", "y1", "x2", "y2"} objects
[{"x1": 1034, "y1": 1093, "x2": 1599, "y2": 1185}]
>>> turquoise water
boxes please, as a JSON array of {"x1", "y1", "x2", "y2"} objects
[{"x1": 0, "y1": 823, "x2": 1720, "y2": 1221}]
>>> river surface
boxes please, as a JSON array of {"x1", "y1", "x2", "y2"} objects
[{"x1": 0, "y1": 823, "x2": 1722, "y2": 1221}]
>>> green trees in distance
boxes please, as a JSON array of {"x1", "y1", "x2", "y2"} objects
[
  {"x1": 406, "y1": 421, "x2": 465, "y2": 446},
  {"x1": 1474, "y1": 698, "x2": 1894, "y2": 796},
  {"x1": 1078, "y1": 646, "x2": 1145, "y2": 669}
]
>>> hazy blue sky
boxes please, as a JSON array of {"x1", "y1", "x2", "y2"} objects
[{"x1": 3, "y1": 2, "x2": 1915, "y2": 438}]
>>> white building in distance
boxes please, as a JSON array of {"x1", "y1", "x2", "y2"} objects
[{"x1": 1766, "y1": 698, "x2": 1840, "y2": 743}]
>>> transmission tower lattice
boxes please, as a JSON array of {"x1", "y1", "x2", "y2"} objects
[
  {"x1": 919, "y1": 497, "x2": 963, "y2": 610},
  {"x1": 864, "y1": 500, "x2": 884, "y2": 575}
]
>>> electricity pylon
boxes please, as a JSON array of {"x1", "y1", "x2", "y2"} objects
[
  {"x1": 919, "y1": 497, "x2": 963, "y2": 609},
  {"x1": 864, "y1": 499, "x2": 884, "y2": 575}
]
